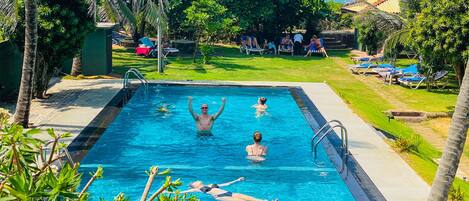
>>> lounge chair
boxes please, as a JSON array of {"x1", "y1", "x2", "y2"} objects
[
  {"x1": 278, "y1": 37, "x2": 294, "y2": 56},
  {"x1": 371, "y1": 63, "x2": 395, "y2": 73},
  {"x1": 379, "y1": 64, "x2": 419, "y2": 85},
  {"x1": 350, "y1": 62, "x2": 394, "y2": 74},
  {"x1": 309, "y1": 38, "x2": 328, "y2": 57},
  {"x1": 351, "y1": 54, "x2": 384, "y2": 64},
  {"x1": 398, "y1": 70, "x2": 449, "y2": 89},
  {"x1": 240, "y1": 36, "x2": 264, "y2": 55},
  {"x1": 136, "y1": 37, "x2": 179, "y2": 58}
]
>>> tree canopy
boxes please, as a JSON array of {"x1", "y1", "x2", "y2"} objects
[
  {"x1": 409, "y1": 0, "x2": 469, "y2": 84},
  {"x1": 10, "y1": 0, "x2": 95, "y2": 97}
]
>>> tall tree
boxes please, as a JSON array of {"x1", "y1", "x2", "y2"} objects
[
  {"x1": 12, "y1": 0, "x2": 37, "y2": 127},
  {"x1": 428, "y1": 59, "x2": 469, "y2": 200},
  {"x1": 409, "y1": 0, "x2": 469, "y2": 85}
]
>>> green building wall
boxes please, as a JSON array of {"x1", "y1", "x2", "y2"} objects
[{"x1": 0, "y1": 41, "x2": 22, "y2": 100}]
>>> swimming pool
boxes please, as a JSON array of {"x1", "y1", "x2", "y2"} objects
[{"x1": 78, "y1": 85, "x2": 357, "y2": 201}]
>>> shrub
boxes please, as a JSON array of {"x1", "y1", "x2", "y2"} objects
[
  {"x1": 392, "y1": 135, "x2": 422, "y2": 153},
  {"x1": 449, "y1": 185, "x2": 465, "y2": 201}
]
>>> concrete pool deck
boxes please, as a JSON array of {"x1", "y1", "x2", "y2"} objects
[{"x1": 15, "y1": 79, "x2": 429, "y2": 201}]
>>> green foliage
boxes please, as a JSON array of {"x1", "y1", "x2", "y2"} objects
[
  {"x1": 184, "y1": 0, "x2": 237, "y2": 62},
  {"x1": 400, "y1": 0, "x2": 422, "y2": 19},
  {"x1": 409, "y1": 0, "x2": 469, "y2": 83},
  {"x1": 355, "y1": 12, "x2": 385, "y2": 54},
  {"x1": 319, "y1": 1, "x2": 353, "y2": 30},
  {"x1": 199, "y1": 44, "x2": 214, "y2": 64},
  {"x1": 12, "y1": 0, "x2": 95, "y2": 96},
  {"x1": 391, "y1": 135, "x2": 422, "y2": 153},
  {"x1": 0, "y1": 122, "x2": 87, "y2": 200},
  {"x1": 449, "y1": 185, "x2": 465, "y2": 201}
]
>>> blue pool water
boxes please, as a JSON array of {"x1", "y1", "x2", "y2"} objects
[{"x1": 79, "y1": 85, "x2": 356, "y2": 201}]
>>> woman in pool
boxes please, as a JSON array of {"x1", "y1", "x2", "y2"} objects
[
  {"x1": 246, "y1": 131, "x2": 267, "y2": 162},
  {"x1": 252, "y1": 97, "x2": 268, "y2": 117},
  {"x1": 178, "y1": 177, "x2": 270, "y2": 201}
]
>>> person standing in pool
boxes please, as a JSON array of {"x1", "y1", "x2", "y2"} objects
[
  {"x1": 188, "y1": 96, "x2": 226, "y2": 134},
  {"x1": 176, "y1": 177, "x2": 272, "y2": 201},
  {"x1": 246, "y1": 131, "x2": 268, "y2": 161}
]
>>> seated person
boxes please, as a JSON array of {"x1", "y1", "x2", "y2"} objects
[
  {"x1": 249, "y1": 36, "x2": 261, "y2": 49},
  {"x1": 279, "y1": 35, "x2": 293, "y2": 51},
  {"x1": 304, "y1": 37, "x2": 320, "y2": 57},
  {"x1": 263, "y1": 40, "x2": 277, "y2": 54},
  {"x1": 246, "y1": 131, "x2": 268, "y2": 162},
  {"x1": 177, "y1": 177, "x2": 271, "y2": 201}
]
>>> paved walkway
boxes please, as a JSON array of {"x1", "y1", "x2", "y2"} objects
[
  {"x1": 2, "y1": 79, "x2": 430, "y2": 201},
  {"x1": 16, "y1": 79, "x2": 121, "y2": 143}
]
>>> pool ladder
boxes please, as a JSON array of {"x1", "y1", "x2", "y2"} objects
[
  {"x1": 123, "y1": 68, "x2": 149, "y2": 91},
  {"x1": 40, "y1": 140, "x2": 75, "y2": 168},
  {"x1": 312, "y1": 120, "x2": 349, "y2": 172},
  {"x1": 123, "y1": 68, "x2": 149, "y2": 103}
]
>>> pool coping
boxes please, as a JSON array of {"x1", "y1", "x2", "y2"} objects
[{"x1": 68, "y1": 80, "x2": 430, "y2": 201}]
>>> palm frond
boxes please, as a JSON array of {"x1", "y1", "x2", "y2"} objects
[
  {"x1": 144, "y1": 0, "x2": 167, "y2": 25},
  {"x1": 0, "y1": 0, "x2": 20, "y2": 37},
  {"x1": 383, "y1": 29, "x2": 411, "y2": 60},
  {"x1": 100, "y1": 0, "x2": 119, "y2": 23},
  {"x1": 84, "y1": 0, "x2": 96, "y2": 19},
  {"x1": 114, "y1": 0, "x2": 137, "y2": 30}
]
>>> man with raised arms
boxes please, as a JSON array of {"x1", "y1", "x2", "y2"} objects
[{"x1": 188, "y1": 96, "x2": 226, "y2": 134}]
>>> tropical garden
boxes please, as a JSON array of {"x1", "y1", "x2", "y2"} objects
[{"x1": 0, "y1": 0, "x2": 468, "y2": 200}]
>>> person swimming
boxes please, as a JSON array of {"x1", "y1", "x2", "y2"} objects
[
  {"x1": 188, "y1": 96, "x2": 226, "y2": 134},
  {"x1": 252, "y1": 97, "x2": 268, "y2": 117},
  {"x1": 246, "y1": 131, "x2": 268, "y2": 162},
  {"x1": 175, "y1": 177, "x2": 273, "y2": 201},
  {"x1": 156, "y1": 102, "x2": 174, "y2": 113}
]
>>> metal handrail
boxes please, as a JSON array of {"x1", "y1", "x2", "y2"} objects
[
  {"x1": 123, "y1": 68, "x2": 148, "y2": 91},
  {"x1": 312, "y1": 121, "x2": 350, "y2": 172},
  {"x1": 312, "y1": 119, "x2": 343, "y2": 143},
  {"x1": 313, "y1": 124, "x2": 348, "y2": 159},
  {"x1": 42, "y1": 140, "x2": 75, "y2": 167}
]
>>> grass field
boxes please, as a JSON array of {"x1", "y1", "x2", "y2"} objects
[{"x1": 113, "y1": 45, "x2": 468, "y2": 198}]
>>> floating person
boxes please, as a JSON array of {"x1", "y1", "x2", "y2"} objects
[
  {"x1": 246, "y1": 131, "x2": 268, "y2": 162},
  {"x1": 156, "y1": 101, "x2": 174, "y2": 113},
  {"x1": 188, "y1": 96, "x2": 226, "y2": 134},
  {"x1": 176, "y1": 177, "x2": 273, "y2": 201},
  {"x1": 252, "y1": 97, "x2": 268, "y2": 117}
]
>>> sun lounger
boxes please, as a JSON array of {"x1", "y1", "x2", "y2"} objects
[
  {"x1": 309, "y1": 38, "x2": 328, "y2": 57},
  {"x1": 398, "y1": 70, "x2": 448, "y2": 89},
  {"x1": 351, "y1": 54, "x2": 384, "y2": 64},
  {"x1": 246, "y1": 48, "x2": 264, "y2": 55},
  {"x1": 349, "y1": 62, "x2": 378, "y2": 74},
  {"x1": 371, "y1": 63, "x2": 395, "y2": 73},
  {"x1": 379, "y1": 64, "x2": 419, "y2": 85}
]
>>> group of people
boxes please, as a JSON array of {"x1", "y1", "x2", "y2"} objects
[
  {"x1": 279, "y1": 33, "x2": 328, "y2": 57},
  {"x1": 242, "y1": 33, "x2": 328, "y2": 57},
  {"x1": 183, "y1": 97, "x2": 273, "y2": 201}
]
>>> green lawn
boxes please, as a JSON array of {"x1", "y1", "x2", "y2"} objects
[{"x1": 113, "y1": 46, "x2": 468, "y2": 198}]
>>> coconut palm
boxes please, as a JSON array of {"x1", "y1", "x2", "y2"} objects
[
  {"x1": 0, "y1": 0, "x2": 38, "y2": 127},
  {"x1": 428, "y1": 59, "x2": 469, "y2": 200}
]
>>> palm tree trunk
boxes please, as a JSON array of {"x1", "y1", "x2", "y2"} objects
[
  {"x1": 13, "y1": 0, "x2": 38, "y2": 127},
  {"x1": 428, "y1": 59, "x2": 469, "y2": 201},
  {"x1": 71, "y1": 49, "x2": 82, "y2": 76}
]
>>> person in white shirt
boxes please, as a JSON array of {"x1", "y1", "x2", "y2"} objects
[{"x1": 293, "y1": 33, "x2": 303, "y2": 55}]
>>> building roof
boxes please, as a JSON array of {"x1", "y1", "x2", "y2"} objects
[{"x1": 342, "y1": 0, "x2": 400, "y2": 14}]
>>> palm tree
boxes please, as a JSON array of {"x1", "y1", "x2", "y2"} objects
[
  {"x1": 11, "y1": 0, "x2": 38, "y2": 127},
  {"x1": 71, "y1": 49, "x2": 82, "y2": 76},
  {"x1": 428, "y1": 59, "x2": 469, "y2": 200},
  {"x1": 70, "y1": 0, "x2": 168, "y2": 76}
]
